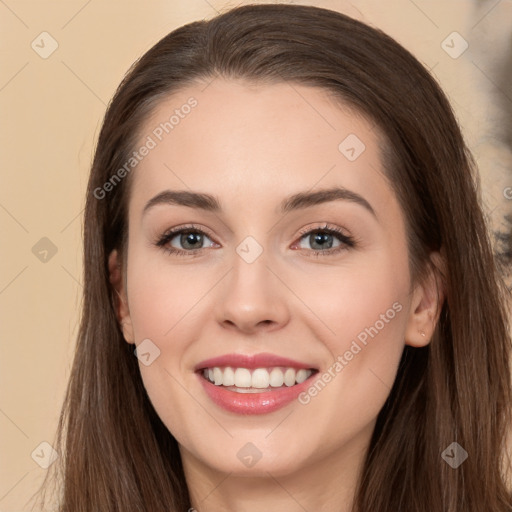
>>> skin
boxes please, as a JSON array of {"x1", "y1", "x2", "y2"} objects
[{"x1": 108, "y1": 78, "x2": 444, "y2": 512}]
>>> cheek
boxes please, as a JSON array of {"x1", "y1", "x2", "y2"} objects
[
  {"x1": 294, "y1": 248, "x2": 409, "y2": 355},
  {"x1": 126, "y1": 251, "x2": 212, "y2": 342},
  {"x1": 124, "y1": 254, "x2": 214, "y2": 449},
  {"x1": 291, "y1": 252, "x2": 410, "y2": 442}
]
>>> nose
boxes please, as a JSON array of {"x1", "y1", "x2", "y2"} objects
[{"x1": 216, "y1": 248, "x2": 291, "y2": 335}]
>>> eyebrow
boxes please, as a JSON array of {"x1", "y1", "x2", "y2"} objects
[{"x1": 143, "y1": 186, "x2": 376, "y2": 218}]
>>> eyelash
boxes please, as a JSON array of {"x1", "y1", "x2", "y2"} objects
[{"x1": 154, "y1": 223, "x2": 357, "y2": 258}]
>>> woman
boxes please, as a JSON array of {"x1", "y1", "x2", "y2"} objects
[{"x1": 36, "y1": 3, "x2": 512, "y2": 511}]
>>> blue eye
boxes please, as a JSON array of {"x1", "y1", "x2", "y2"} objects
[
  {"x1": 170, "y1": 231, "x2": 210, "y2": 250},
  {"x1": 155, "y1": 223, "x2": 356, "y2": 257},
  {"x1": 294, "y1": 224, "x2": 356, "y2": 256},
  {"x1": 155, "y1": 224, "x2": 216, "y2": 256}
]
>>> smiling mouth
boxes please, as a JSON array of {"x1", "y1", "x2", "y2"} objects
[{"x1": 199, "y1": 366, "x2": 318, "y2": 393}]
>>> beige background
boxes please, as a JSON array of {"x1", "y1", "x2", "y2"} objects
[{"x1": 1, "y1": 1, "x2": 511, "y2": 510}]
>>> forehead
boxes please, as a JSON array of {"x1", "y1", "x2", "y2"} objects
[{"x1": 129, "y1": 78, "x2": 395, "y2": 219}]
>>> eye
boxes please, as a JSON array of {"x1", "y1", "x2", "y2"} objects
[
  {"x1": 155, "y1": 222, "x2": 356, "y2": 258},
  {"x1": 155, "y1": 224, "x2": 217, "y2": 256},
  {"x1": 292, "y1": 223, "x2": 356, "y2": 256}
]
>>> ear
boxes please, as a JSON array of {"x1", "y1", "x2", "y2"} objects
[
  {"x1": 108, "y1": 249, "x2": 135, "y2": 344},
  {"x1": 404, "y1": 250, "x2": 446, "y2": 347}
]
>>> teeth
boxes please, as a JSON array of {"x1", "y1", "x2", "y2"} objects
[
  {"x1": 296, "y1": 369, "x2": 309, "y2": 384},
  {"x1": 223, "y1": 366, "x2": 235, "y2": 386},
  {"x1": 269, "y1": 368, "x2": 284, "y2": 387},
  {"x1": 202, "y1": 366, "x2": 314, "y2": 389},
  {"x1": 284, "y1": 368, "x2": 296, "y2": 387},
  {"x1": 234, "y1": 368, "x2": 252, "y2": 388},
  {"x1": 251, "y1": 368, "x2": 269, "y2": 389},
  {"x1": 213, "y1": 367, "x2": 223, "y2": 385}
]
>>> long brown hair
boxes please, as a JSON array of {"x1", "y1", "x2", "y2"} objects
[{"x1": 34, "y1": 4, "x2": 512, "y2": 511}]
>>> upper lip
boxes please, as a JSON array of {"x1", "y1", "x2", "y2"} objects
[{"x1": 194, "y1": 352, "x2": 317, "y2": 371}]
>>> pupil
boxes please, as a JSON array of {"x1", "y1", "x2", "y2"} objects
[
  {"x1": 183, "y1": 232, "x2": 202, "y2": 249},
  {"x1": 312, "y1": 233, "x2": 333, "y2": 250}
]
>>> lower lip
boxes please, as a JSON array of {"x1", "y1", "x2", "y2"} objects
[{"x1": 197, "y1": 372, "x2": 316, "y2": 415}]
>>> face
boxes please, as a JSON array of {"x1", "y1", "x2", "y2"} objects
[{"x1": 110, "y1": 78, "x2": 435, "y2": 481}]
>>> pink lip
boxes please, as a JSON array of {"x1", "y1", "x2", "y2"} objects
[
  {"x1": 194, "y1": 352, "x2": 318, "y2": 415},
  {"x1": 194, "y1": 352, "x2": 316, "y2": 371},
  {"x1": 197, "y1": 373, "x2": 316, "y2": 415}
]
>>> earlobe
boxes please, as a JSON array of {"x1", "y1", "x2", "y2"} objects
[
  {"x1": 404, "y1": 251, "x2": 446, "y2": 348},
  {"x1": 108, "y1": 249, "x2": 135, "y2": 344}
]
